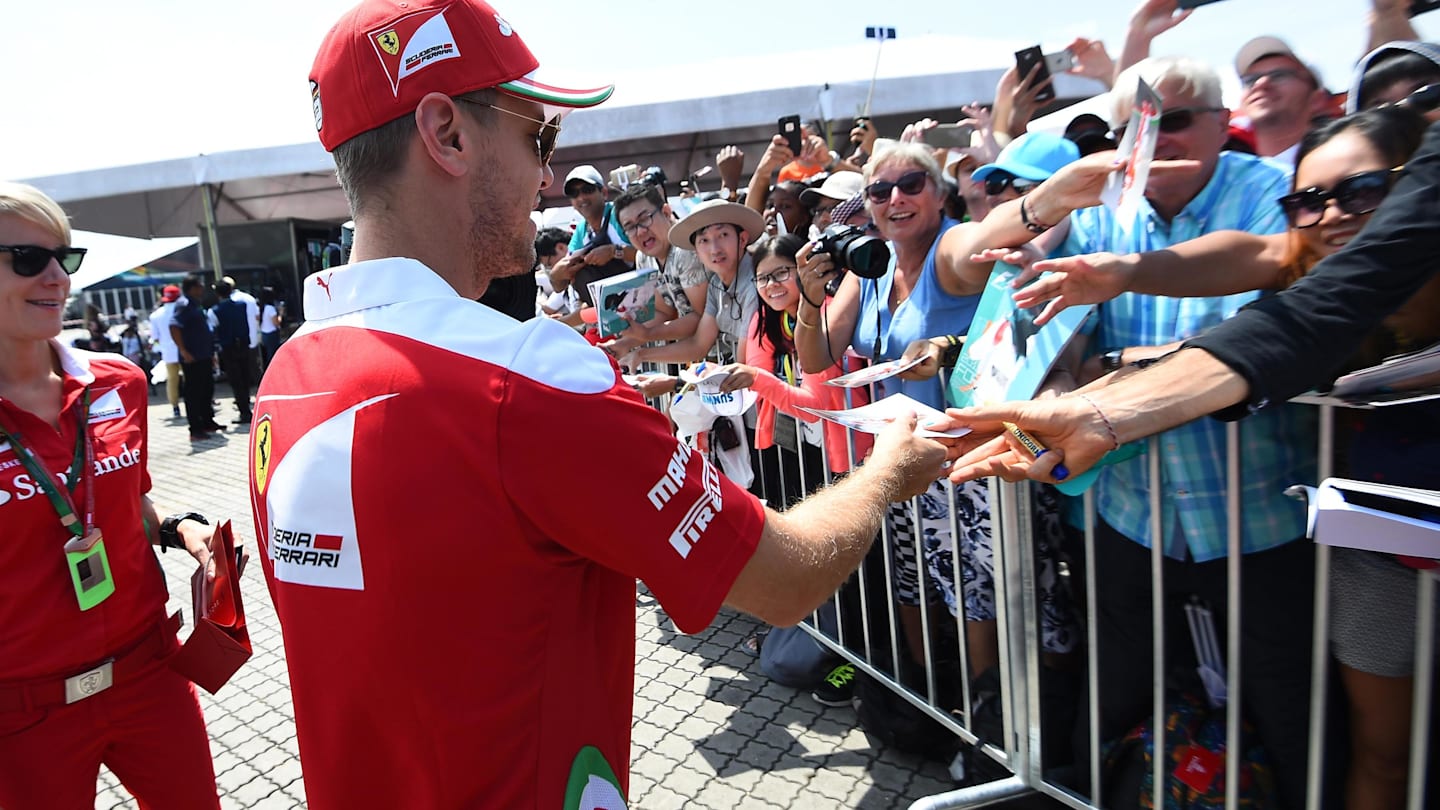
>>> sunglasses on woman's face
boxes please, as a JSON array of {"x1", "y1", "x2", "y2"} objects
[
  {"x1": 1277, "y1": 167, "x2": 1402, "y2": 229},
  {"x1": 864, "y1": 170, "x2": 929, "y2": 204},
  {"x1": 982, "y1": 171, "x2": 1039, "y2": 197},
  {"x1": 1112, "y1": 106, "x2": 1223, "y2": 140},
  {"x1": 1, "y1": 245, "x2": 87, "y2": 277}
]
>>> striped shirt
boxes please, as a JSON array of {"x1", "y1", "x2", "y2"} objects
[{"x1": 1061, "y1": 151, "x2": 1316, "y2": 561}]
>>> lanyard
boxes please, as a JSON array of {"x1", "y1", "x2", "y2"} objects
[
  {"x1": 0, "y1": 387, "x2": 93, "y2": 540},
  {"x1": 779, "y1": 313, "x2": 797, "y2": 387}
]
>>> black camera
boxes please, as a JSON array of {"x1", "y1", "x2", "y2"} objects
[
  {"x1": 814, "y1": 223, "x2": 889, "y2": 295},
  {"x1": 640, "y1": 166, "x2": 667, "y2": 189}
]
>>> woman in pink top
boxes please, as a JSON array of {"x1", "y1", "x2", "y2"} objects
[{"x1": 719, "y1": 234, "x2": 872, "y2": 501}]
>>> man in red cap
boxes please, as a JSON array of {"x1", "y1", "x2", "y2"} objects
[{"x1": 250, "y1": 1, "x2": 952, "y2": 807}]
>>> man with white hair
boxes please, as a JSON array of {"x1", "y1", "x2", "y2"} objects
[{"x1": 1039, "y1": 56, "x2": 1316, "y2": 807}]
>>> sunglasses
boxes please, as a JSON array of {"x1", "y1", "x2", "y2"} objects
[
  {"x1": 864, "y1": 170, "x2": 929, "y2": 204},
  {"x1": 755, "y1": 266, "x2": 795, "y2": 287},
  {"x1": 1113, "y1": 106, "x2": 1223, "y2": 140},
  {"x1": 982, "y1": 171, "x2": 1039, "y2": 197},
  {"x1": 458, "y1": 98, "x2": 562, "y2": 165},
  {"x1": 1, "y1": 245, "x2": 87, "y2": 277},
  {"x1": 1278, "y1": 167, "x2": 1401, "y2": 229},
  {"x1": 1240, "y1": 68, "x2": 1311, "y2": 89},
  {"x1": 565, "y1": 182, "x2": 599, "y2": 199}
]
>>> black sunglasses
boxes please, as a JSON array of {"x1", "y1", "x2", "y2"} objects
[
  {"x1": 1, "y1": 245, "x2": 87, "y2": 277},
  {"x1": 1277, "y1": 167, "x2": 1401, "y2": 229},
  {"x1": 565, "y1": 182, "x2": 599, "y2": 199},
  {"x1": 982, "y1": 171, "x2": 1039, "y2": 197},
  {"x1": 864, "y1": 169, "x2": 929, "y2": 203},
  {"x1": 1113, "y1": 106, "x2": 1223, "y2": 140}
]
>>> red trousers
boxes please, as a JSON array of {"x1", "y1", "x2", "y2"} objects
[{"x1": 0, "y1": 658, "x2": 218, "y2": 809}]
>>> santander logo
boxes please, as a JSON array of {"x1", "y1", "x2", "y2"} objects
[{"x1": 0, "y1": 443, "x2": 143, "y2": 510}]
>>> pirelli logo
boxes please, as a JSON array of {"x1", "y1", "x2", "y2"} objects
[
  {"x1": 668, "y1": 459, "x2": 723, "y2": 559},
  {"x1": 273, "y1": 527, "x2": 344, "y2": 568}
]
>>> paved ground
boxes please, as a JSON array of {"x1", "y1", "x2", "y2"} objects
[{"x1": 94, "y1": 385, "x2": 966, "y2": 809}]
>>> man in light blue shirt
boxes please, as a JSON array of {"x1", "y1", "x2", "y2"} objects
[{"x1": 1057, "y1": 57, "x2": 1315, "y2": 808}]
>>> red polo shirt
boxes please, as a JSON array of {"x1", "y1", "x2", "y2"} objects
[
  {"x1": 0, "y1": 343, "x2": 165, "y2": 680},
  {"x1": 252, "y1": 259, "x2": 765, "y2": 809}
]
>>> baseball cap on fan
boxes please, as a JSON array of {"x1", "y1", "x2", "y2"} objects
[{"x1": 309, "y1": 0, "x2": 614, "y2": 152}]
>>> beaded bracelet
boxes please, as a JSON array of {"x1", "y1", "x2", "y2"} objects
[{"x1": 1075, "y1": 393, "x2": 1121, "y2": 451}]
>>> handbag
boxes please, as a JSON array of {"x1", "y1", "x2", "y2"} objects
[{"x1": 169, "y1": 520, "x2": 252, "y2": 694}]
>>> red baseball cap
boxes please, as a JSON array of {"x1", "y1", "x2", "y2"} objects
[
  {"x1": 161, "y1": 285, "x2": 181, "y2": 303},
  {"x1": 310, "y1": 0, "x2": 614, "y2": 152}
]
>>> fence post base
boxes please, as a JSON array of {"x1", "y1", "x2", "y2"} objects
[{"x1": 906, "y1": 775, "x2": 1032, "y2": 810}]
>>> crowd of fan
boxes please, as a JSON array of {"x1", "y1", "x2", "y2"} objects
[{"x1": 481, "y1": 1, "x2": 1439, "y2": 806}]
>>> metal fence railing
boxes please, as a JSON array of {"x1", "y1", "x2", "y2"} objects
[{"x1": 636, "y1": 352, "x2": 1436, "y2": 810}]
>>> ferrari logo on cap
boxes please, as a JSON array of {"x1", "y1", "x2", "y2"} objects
[
  {"x1": 367, "y1": 8, "x2": 462, "y2": 96},
  {"x1": 253, "y1": 415, "x2": 273, "y2": 496}
]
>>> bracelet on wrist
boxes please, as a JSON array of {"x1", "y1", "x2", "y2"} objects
[
  {"x1": 1074, "y1": 393, "x2": 1121, "y2": 451},
  {"x1": 939, "y1": 335, "x2": 964, "y2": 367},
  {"x1": 1020, "y1": 195, "x2": 1053, "y2": 234}
]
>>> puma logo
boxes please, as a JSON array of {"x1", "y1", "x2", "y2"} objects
[{"x1": 316, "y1": 274, "x2": 334, "y2": 301}]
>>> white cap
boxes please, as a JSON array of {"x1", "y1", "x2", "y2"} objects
[
  {"x1": 1235, "y1": 36, "x2": 1324, "y2": 89},
  {"x1": 563, "y1": 165, "x2": 605, "y2": 193}
]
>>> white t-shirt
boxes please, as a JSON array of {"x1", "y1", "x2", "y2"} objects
[
  {"x1": 260, "y1": 304, "x2": 280, "y2": 335},
  {"x1": 148, "y1": 303, "x2": 179, "y2": 364}
]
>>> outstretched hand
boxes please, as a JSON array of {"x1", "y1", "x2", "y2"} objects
[
  {"x1": 1005, "y1": 251, "x2": 1133, "y2": 327},
  {"x1": 869, "y1": 411, "x2": 954, "y2": 502},
  {"x1": 1130, "y1": 0, "x2": 1193, "y2": 40},
  {"x1": 941, "y1": 396, "x2": 1117, "y2": 484}
]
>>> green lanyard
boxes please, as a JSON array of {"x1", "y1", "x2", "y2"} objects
[{"x1": 0, "y1": 388, "x2": 92, "y2": 540}]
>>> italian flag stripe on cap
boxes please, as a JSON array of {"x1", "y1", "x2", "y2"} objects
[{"x1": 499, "y1": 72, "x2": 613, "y2": 108}]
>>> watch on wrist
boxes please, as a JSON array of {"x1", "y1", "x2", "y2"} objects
[
  {"x1": 160, "y1": 512, "x2": 209, "y2": 553},
  {"x1": 1100, "y1": 347, "x2": 1125, "y2": 373}
]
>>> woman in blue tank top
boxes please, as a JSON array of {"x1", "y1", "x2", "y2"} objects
[{"x1": 793, "y1": 141, "x2": 1079, "y2": 677}]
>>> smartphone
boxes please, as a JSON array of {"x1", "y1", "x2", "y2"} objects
[
  {"x1": 1177, "y1": 0, "x2": 1227, "y2": 7},
  {"x1": 778, "y1": 114, "x2": 803, "y2": 155},
  {"x1": 1015, "y1": 46, "x2": 1055, "y2": 104},
  {"x1": 1412, "y1": 0, "x2": 1440, "y2": 15},
  {"x1": 1045, "y1": 49, "x2": 1076, "y2": 75},
  {"x1": 608, "y1": 164, "x2": 640, "y2": 191},
  {"x1": 925, "y1": 123, "x2": 976, "y2": 149}
]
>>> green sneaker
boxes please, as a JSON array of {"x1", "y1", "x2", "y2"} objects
[{"x1": 811, "y1": 662, "x2": 856, "y2": 707}]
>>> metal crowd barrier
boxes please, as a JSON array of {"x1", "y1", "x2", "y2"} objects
[{"x1": 636, "y1": 354, "x2": 1436, "y2": 810}]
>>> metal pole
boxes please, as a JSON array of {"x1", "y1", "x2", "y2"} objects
[
  {"x1": 1406, "y1": 572, "x2": 1435, "y2": 810},
  {"x1": 1149, "y1": 436, "x2": 1166, "y2": 810},
  {"x1": 863, "y1": 34, "x2": 887, "y2": 118},
  {"x1": 1305, "y1": 405, "x2": 1335, "y2": 810},
  {"x1": 1224, "y1": 421, "x2": 1242, "y2": 810},
  {"x1": 200, "y1": 184, "x2": 225, "y2": 282},
  {"x1": 1085, "y1": 489, "x2": 1102, "y2": 803}
]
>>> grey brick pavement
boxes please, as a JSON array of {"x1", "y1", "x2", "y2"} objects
[{"x1": 95, "y1": 386, "x2": 960, "y2": 808}]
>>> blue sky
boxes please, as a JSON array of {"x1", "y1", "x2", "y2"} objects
[{"x1": 5, "y1": 0, "x2": 1432, "y2": 179}]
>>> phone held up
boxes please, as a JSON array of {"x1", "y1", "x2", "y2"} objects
[
  {"x1": 925, "y1": 123, "x2": 977, "y2": 149},
  {"x1": 778, "y1": 114, "x2": 803, "y2": 155},
  {"x1": 1014, "y1": 46, "x2": 1058, "y2": 104},
  {"x1": 1177, "y1": 0, "x2": 1227, "y2": 8}
]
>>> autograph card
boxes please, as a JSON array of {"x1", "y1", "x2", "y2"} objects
[
  {"x1": 799, "y1": 393, "x2": 970, "y2": 438},
  {"x1": 826, "y1": 356, "x2": 924, "y2": 389}
]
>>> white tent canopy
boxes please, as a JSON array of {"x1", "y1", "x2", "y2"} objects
[
  {"x1": 24, "y1": 35, "x2": 1104, "y2": 240},
  {"x1": 69, "y1": 229, "x2": 199, "y2": 291}
]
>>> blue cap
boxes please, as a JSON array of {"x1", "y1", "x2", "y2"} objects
[{"x1": 970, "y1": 132, "x2": 1081, "y2": 183}]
